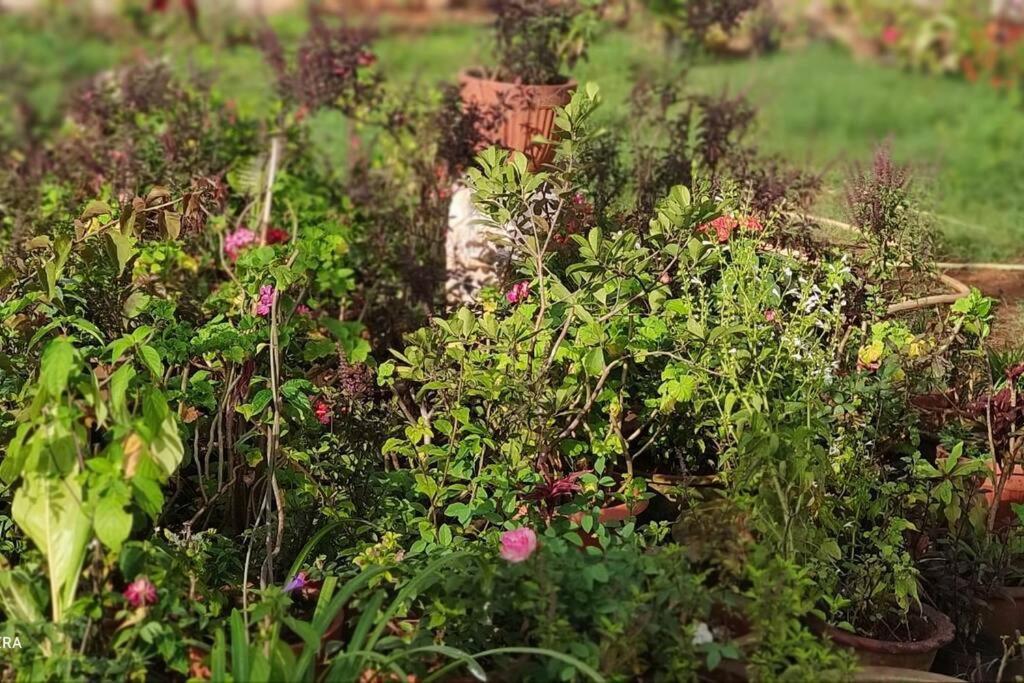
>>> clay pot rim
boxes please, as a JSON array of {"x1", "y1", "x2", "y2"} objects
[
  {"x1": 458, "y1": 67, "x2": 577, "y2": 92},
  {"x1": 988, "y1": 584, "x2": 1024, "y2": 600},
  {"x1": 821, "y1": 605, "x2": 954, "y2": 656}
]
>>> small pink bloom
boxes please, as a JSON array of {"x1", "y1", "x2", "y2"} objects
[
  {"x1": 764, "y1": 309, "x2": 777, "y2": 323},
  {"x1": 356, "y1": 50, "x2": 377, "y2": 67},
  {"x1": 743, "y1": 215, "x2": 763, "y2": 232},
  {"x1": 499, "y1": 527, "x2": 538, "y2": 563},
  {"x1": 225, "y1": 227, "x2": 256, "y2": 262},
  {"x1": 124, "y1": 576, "x2": 158, "y2": 608},
  {"x1": 505, "y1": 281, "x2": 531, "y2": 305},
  {"x1": 256, "y1": 285, "x2": 276, "y2": 317},
  {"x1": 882, "y1": 25, "x2": 902, "y2": 46},
  {"x1": 296, "y1": 304, "x2": 312, "y2": 316},
  {"x1": 313, "y1": 399, "x2": 331, "y2": 425}
]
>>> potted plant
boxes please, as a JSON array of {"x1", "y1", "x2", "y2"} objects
[
  {"x1": 458, "y1": 0, "x2": 597, "y2": 168},
  {"x1": 960, "y1": 353, "x2": 1024, "y2": 532},
  {"x1": 815, "y1": 605, "x2": 955, "y2": 671},
  {"x1": 979, "y1": 533, "x2": 1024, "y2": 646}
]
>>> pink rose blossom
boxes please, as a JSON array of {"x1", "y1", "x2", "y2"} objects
[
  {"x1": 505, "y1": 281, "x2": 531, "y2": 305},
  {"x1": 499, "y1": 527, "x2": 538, "y2": 563},
  {"x1": 256, "y1": 285, "x2": 276, "y2": 317},
  {"x1": 224, "y1": 227, "x2": 256, "y2": 261},
  {"x1": 124, "y1": 576, "x2": 158, "y2": 608},
  {"x1": 882, "y1": 25, "x2": 902, "y2": 46}
]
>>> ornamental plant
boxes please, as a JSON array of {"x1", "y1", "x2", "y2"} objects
[
  {"x1": 488, "y1": 0, "x2": 604, "y2": 85},
  {"x1": 0, "y1": 20, "x2": 467, "y2": 676},
  {"x1": 378, "y1": 77, "x2": 995, "y2": 658}
]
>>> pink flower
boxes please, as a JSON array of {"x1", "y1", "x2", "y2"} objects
[
  {"x1": 256, "y1": 285, "x2": 277, "y2": 317},
  {"x1": 743, "y1": 215, "x2": 763, "y2": 232},
  {"x1": 296, "y1": 304, "x2": 312, "y2": 316},
  {"x1": 499, "y1": 527, "x2": 538, "y2": 563},
  {"x1": 882, "y1": 25, "x2": 902, "y2": 46},
  {"x1": 505, "y1": 281, "x2": 531, "y2": 305},
  {"x1": 313, "y1": 399, "x2": 331, "y2": 425},
  {"x1": 764, "y1": 309, "x2": 777, "y2": 323},
  {"x1": 356, "y1": 50, "x2": 377, "y2": 68},
  {"x1": 123, "y1": 576, "x2": 158, "y2": 608},
  {"x1": 224, "y1": 227, "x2": 256, "y2": 261}
]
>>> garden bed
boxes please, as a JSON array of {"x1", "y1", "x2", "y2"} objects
[{"x1": 1, "y1": 1, "x2": 1024, "y2": 681}]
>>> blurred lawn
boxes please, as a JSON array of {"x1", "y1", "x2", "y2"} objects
[{"x1": 2, "y1": 14, "x2": 1022, "y2": 261}]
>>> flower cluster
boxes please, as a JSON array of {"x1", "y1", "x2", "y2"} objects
[
  {"x1": 506, "y1": 281, "x2": 531, "y2": 305},
  {"x1": 256, "y1": 285, "x2": 277, "y2": 317},
  {"x1": 225, "y1": 227, "x2": 256, "y2": 261},
  {"x1": 698, "y1": 214, "x2": 763, "y2": 243},
  {"x1": 123, "y1": 576, "x2": 158, "y2": 608},
  {"x1": 313, "y1": 398, "x2": 332, "y2": 425}
]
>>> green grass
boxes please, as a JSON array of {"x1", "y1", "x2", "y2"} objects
[
  {"x1": 688, "y1": 44, "x2": 1024, "y2": 261},
  {"x1": 3, "y1": 13, "x2": 1022, "y2": 260}
]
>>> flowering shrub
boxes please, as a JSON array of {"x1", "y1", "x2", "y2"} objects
[{"x1": 375, "y1": 81, "x2": 996, "y2": 672}]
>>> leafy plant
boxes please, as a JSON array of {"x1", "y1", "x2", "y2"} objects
[{"x1": 488, "y1": 0, "x2": 602, "y2": 84}]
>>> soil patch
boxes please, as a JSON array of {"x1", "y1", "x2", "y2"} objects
[{"x1": 946, "y1": 268, "x2": 1024, "y2": 348}]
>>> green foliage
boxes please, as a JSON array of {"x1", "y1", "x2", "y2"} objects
[{"x1": 0, "y1": 8, "x2": 1018, "y2": 680}]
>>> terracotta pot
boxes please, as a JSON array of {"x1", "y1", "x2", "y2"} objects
[
  {"x1": 568, "y1": 500, "x2": 649, "y2": 548},
  {"x1": 980, "y1": 585, "x2": 1024, "y2": 642},
  {"x1": 852, "y1": 667, "x2": 962, "y2": 682},
  {"x1": 817, "y1": 605, "x2": 955, "y2": 671},
  {"x1": 568, "y1": 499, "x2": 650, "y2": 525},
  {"x1": 982, "y1": 460, "x2": 1024, "y2": 529},
  {"x1": 457, "y1": 68, "x2": 576, "y2": 170}
]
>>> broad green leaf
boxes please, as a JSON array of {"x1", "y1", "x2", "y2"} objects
[
  {"x1": 138, "y1": 344, "x2": 163, "y2": 379},
  {"x1": 0, "y1": 568, "x2": 44, "y2": 623},
  {"x1": 40, "y1": 337, "x2": 76, "y2": 397},
  {"x1": 149, "y1": 414, "x2": 184, "y2": 479},
  {"x1": 583, "y1": 348, "x2": 606, "y2": 376},
  {"x1": 109, "y1": 364, "x2": 136, "y2": 422},
  {"x1": 94, "y1": 496, "x2": 133, "y2": 552},
  {"x1": 12, "y1": 473, "x2": 92, "y2": 621},
  {"x1": 107, "y1": 230, "x2": 138, "y2": 276}
]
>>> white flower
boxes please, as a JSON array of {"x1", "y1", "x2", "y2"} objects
[{"x1": 691, "y1": 622, "x2": 714, "y2": 646}]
